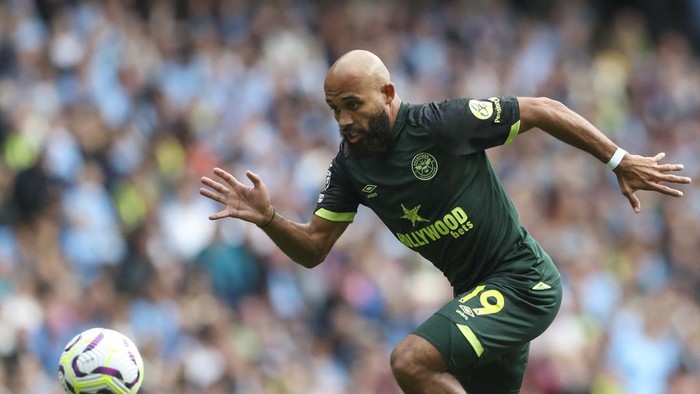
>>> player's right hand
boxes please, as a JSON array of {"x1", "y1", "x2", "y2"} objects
[{"x1": 200, "y1": 167, "x2": 274, "y2": 226}]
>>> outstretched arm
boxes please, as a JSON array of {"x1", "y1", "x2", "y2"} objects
[
  {"x1": 200, "y1": 168, "x2": 349, "y2": 268},
  {"x1": 517, "y1": 97, "x2": 692, "y2": 213}
]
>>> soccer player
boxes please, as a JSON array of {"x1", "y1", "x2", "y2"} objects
[{"x1": 199, "y1": 50, "x2": 692, "y2": 393}]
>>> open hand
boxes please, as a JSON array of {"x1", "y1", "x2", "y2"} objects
[
  {"x1": 614, "y1": 152, "x2": 692, "y2": 213},
  {"x1": 199, "y1": 168, "x2": 274, "y2": 226}
]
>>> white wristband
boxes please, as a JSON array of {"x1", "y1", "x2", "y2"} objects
[{"x1": 606, "y1": 147, "x2": 627, "y2": 170}]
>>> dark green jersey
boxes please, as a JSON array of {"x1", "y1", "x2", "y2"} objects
[{"x1": 315, "y1": 97, "x2": 560, "y2": 292}]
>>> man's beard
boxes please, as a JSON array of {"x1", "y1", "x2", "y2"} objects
[{"x1": 340, "y1": 110, "x2": 392, "y2": 158}]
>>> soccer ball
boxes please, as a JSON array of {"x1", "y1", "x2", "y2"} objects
[{"x1": 57, "y1": 328, "x2": 144, "y2": 394}]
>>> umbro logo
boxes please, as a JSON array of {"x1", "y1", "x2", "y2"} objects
[
  {"x1": 362, "y1": 184, "x2": 378, "y2": 199},
  {"x1": 455, "y1": 304, "x2": 474, "y2": 321},
  {"x1": 459, "y1": 305, "x2": 474, "y2": 317}
]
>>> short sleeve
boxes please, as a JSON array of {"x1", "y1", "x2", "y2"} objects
[
  {"x1": 313, "y1": 153, "x2": 359, "y2": 222},
  {"x1": 423, "y1": 96, "x2": 521, "y2": 155}
]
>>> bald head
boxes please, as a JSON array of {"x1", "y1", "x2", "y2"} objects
[
  {"x1": 325, "y1": 50, "x2": 391, "y2": 92},
  {"x1": 324, "y1": 50, "x2": 401, "y2": 156}
]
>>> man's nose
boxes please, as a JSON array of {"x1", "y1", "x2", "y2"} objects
[{"x1": 338, "y1": 110, "x2": 353, "y2": 128}]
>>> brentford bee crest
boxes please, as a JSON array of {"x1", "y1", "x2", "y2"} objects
[{"x1": 411, "y1": 152, "x2": 438, "y2": 181}]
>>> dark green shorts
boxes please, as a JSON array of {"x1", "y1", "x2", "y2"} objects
[{"x1": 412, "y1": 276, "x2": 562, "y2": 394}]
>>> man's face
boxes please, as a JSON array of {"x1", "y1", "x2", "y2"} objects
[
  {"x1": 325, "y1": 85, "x2": 393, "y2": 158},
  {"x1": 339, "y1": 108, "x2": 392, "y2": 158}
]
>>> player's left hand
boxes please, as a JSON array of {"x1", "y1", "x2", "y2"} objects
[{"x1": 614, "y1": 152, "x2": 692, "y2": 213}]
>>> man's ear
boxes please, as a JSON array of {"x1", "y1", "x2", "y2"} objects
[{"x1": 382, "y1": 83, "x2": 395, "y2": 104}]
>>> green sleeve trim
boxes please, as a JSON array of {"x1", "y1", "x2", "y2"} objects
[
  {"x1": 314, "y1": 208, "x2": 355, "y2": 222},
  {"x1": 456, "y1": 323, "x2": 484, "y2": 357},
  {"x1": 504, "y1": 120, "x2": 520, "y2": 145}
]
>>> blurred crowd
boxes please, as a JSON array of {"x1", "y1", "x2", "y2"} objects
[{"x1": 0, "y1": 0, "x2": 698, "y2": 393}]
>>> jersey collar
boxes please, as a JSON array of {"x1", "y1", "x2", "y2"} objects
[{"x1": 390, "y1": 102, "x2": 409, "y2": 140}]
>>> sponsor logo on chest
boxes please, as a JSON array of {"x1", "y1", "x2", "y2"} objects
[{"x1": 395, "y1": 205, "x2": 474, "y2": 248}]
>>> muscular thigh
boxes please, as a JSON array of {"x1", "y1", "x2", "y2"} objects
[{"x1": 412, "y1": 277, "x2": 562, "y2": 393}]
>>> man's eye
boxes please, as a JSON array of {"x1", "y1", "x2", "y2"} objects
[{"x1": 347, "y1": 102, "x2": 360, "y2": 110}]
